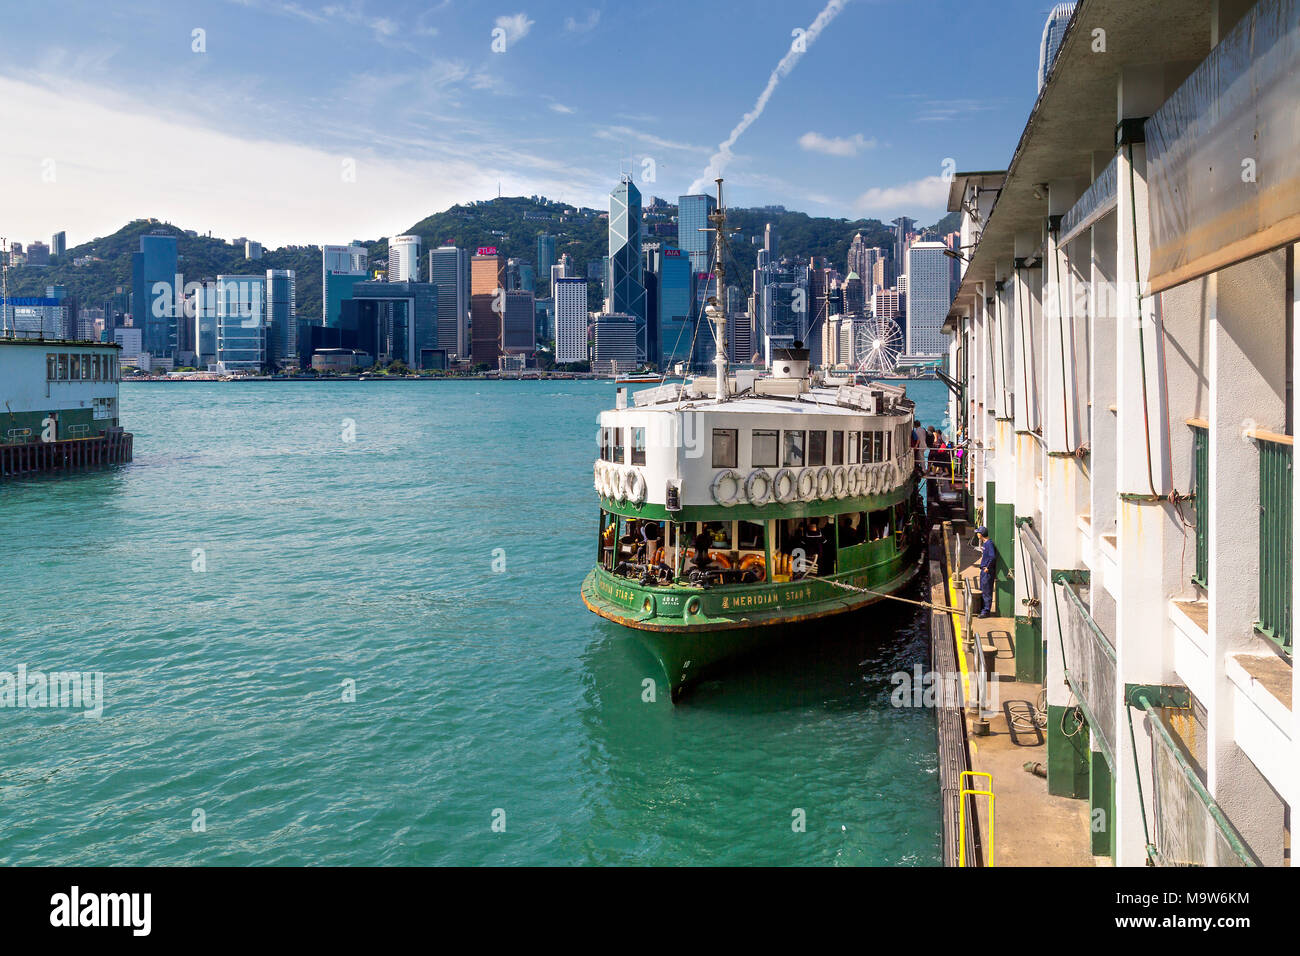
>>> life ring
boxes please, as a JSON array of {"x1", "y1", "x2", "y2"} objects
[
  {"x1": 796, "y1": 467, "x2": 817, "y2": 502},
  {"x1": 846, "y1": 466, "x2": 862, "y2": 498},
  {"x1": 739, "y1": 554, "x2": 766, "y2": 575},
  {"x1": 832, "y1": 466, "x2": 849, "y2": 499},
  {"x1": 652, "y1": 547, "x2": 665, "y2": 566},
  {"x1": 710, "y1": 469, "x2": 743, "y2": 507},
  {"x1": 614, "y1": 468, "x2": 630, "y2": 502},
  {"x1": 859, "y1": 464, "x2": 873, "y2": 495},
  {"x1": 709, "y1": 551, "x2": 732, "y2": 569},
  {"x1": 593, "y1": 462, "x2": 604, "y2": 494},
  {"x1": 626, "y1": 469, "x2": 647, "y2": 506},
  {"x1": 772, "y1": 468, "x2": 798, "y2": 504},
  {"x1": 598, "y1": 466, "x2": 612, "y2": 498},
  {"x1": 815, "y1": 466, "x2": 834, "y2": 500},
  {"x1": 746, "y1": 468, "x2": 773, "y2": 505}
]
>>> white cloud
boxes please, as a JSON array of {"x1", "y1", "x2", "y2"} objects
[
  {"x1": 0, "y1": 75, "x2": 610, "y2": 248},
  {"x1": 564, "y1": 10, "x2": 601, "y2": 33},
  {"x1": 549, "y1": 103, "x2": 577, "y2": 114},
  {"x1": 798, "y1": 131, "x2": 877, "y2": 157},
  {"x1": 495, "y1": 13, "x2": 534, "y2": 44},
  {"x1": 596, "y1": 125, "x2": 710, "y2": 155},
  {"x1": 852, "y1": 176, "x2": 949, "y2": 215}
]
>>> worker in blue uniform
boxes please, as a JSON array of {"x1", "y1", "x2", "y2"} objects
[{"x1": 977, "y1": 526, "x2": 995, "y2": 618}]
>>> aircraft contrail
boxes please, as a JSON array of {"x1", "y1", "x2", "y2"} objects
[{"x1": 688, "y1": 0, "x2": 852, "y2": 194}]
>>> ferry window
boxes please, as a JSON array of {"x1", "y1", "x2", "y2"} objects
[
  {"x1": 874, "y1": 432, "x2": 884, "y2": 461},
  {"x1": 47, "y1": 354, "x2": 56, "y2": 380},
  {"x1": 738, "y1": 520, "x2": 764, "y2": 550},
  {"x1": 81, "y1": 355, "x2": 92, "y2": 380},
  {"x1": 613, "y1": 427, "x2": 625, "y2": 463},
  {"x1": 704, "y1": 521, "x2": 732, "y2": 550},
  {"x1": 832, "y1": 431, "x2": 844, "y2": 465},
  {"x1": 94, "y1": 355, "x2": 102, "y2": 381},
  {"x1": 752, "y1": 429, "x2": 779, "y2": 468},
  {"x1": 783, "y1": 430, "x2": 806, "y2": 467},
  {"x1": 885, "y1": 431, "x2": 892, "y2": 461},
  {"x1": 862, "y1": 431, "x2": 874, "y2": 463},
  {"x1": 848, "y1": 430, "x2": 859, "y2": 464},
  {"x1": 808, "y1": 430, "x2": 826, "y2": 466},
  {"x1": 837, "y1": 513, "x2": 864, "y2": 546},
  {"x1": 711, "y1": 428, "x2": 738, "y2": 469},
  {"x1": 632, "y1": 427, "x2": 647, "y2": 466},
  {"x1": 58, "y1": 354, "x2": 69, "y2": 380}
]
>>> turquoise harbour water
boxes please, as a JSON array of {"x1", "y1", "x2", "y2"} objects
[{"x1": 0, "y1": 379, "x2": 949, "y2": 866}]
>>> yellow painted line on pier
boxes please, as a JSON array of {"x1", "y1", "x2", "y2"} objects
[{"x1": 944, "y1": 560, "x2": 972, "y2": 707}]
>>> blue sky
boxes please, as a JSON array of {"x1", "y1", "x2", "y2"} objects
[{"x1": 0, "y1": 0, "x2": 1054, "y2": 248}]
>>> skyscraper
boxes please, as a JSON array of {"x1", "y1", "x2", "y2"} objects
[
  {"x1": 847, "y1": 233, "x2": 869, "y2": 279},
  {"x1": 347, "y1": 280, "x2": 438, "y2": 368},
  {"x1": 322, "y1": 244, "x2": 368, "y2": 326},
  {"x1": 677, "y1": 194, "x2": 717, "y2": 274},
  {"x1": 430, "y1": 245, "x2": 469, "y2": 358},
  {"x1": 652, "y1": 246, "x2": 692, "y2": 370},
  {"x1": 470, "y1": 251, "x2": 505, "y2": 365},
  {"x1": 132, "y1": 234, "x2": 179, "y2": 359},
  {"x1": 215, "y1": 274, "x2": 267, "y2": 372},
  {"x1": 536, "y1": 234, "x2": 557, "y2": 293},
  {"x1": 501, "y1": 290, "x2": 535, "y2": 356},
  {"x1": 609, "y1": 178, "x2": 647, "y2": 362},
  {"x1": 266, "y1": 269, "x2": 297, "y2": 369},
  {"x1": 193, "y1": 280, "x2": 218, "y2": 367},
  {"x1": 905, "y1": 241, "x2": 949, "y2": 356},
  {"x1": 388, "y1": 235, "x2": 421, "y2": 282},
  {"x1": 891, "y1": 217, "x2": 915, "y2": 284},
  {"x1": 1038, "y1": 2, "x2": 1078, "y2": 91},
  {"x1": 51, "y1": 231, "x2": 66, "y2": 258},
  {"x1": 554, "y1": 277, "x2": 588, "y2": 364}
]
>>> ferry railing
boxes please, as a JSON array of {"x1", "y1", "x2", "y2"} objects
[
  {"x1": 1053, "y1": 574, "x2": 1117, "y2": 770},
  {"x1": 1254, "y1": 432, "x2": 1292, "y2": 654},
  {"x1": 1188, "y1": 421, "x2": 1209, "y2": 588}
]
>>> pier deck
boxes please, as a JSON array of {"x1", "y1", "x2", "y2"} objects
[{"x1": 934, "y1": 520, "x2": 1093, "y2": 866}]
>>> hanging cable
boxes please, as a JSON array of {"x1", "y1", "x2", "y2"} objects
[
  {"x1": 1126, "y1": 141, "x2": 1162, "y2": 498},
  {"x1": 993, "y1": 284, "x2": 1010, "y2": 416},
  {"x1": 1052, "y1": 224, "x2": 1084, "y2": 456}
]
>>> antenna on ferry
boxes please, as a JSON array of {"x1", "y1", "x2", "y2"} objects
[{"x1": 706, "y1": 178, "x2": 729, "y2": 404}]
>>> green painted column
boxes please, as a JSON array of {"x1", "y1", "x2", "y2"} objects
[
  {"x1": 1089, "y1": 751, "x2": 1114, "y2": 858},
  {"x1": 992, "y1": 502, "x2": 1015, "y2": 617},
  {"x1": 1014, "y1": 615, "x2": 1044, "y2": 683},
  {"x1": 1047, "y1": 705, "x2": 1091, "y2": 798}
]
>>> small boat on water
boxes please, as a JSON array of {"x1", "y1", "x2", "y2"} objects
[
  {"x1": 614, "y1": 374, "x2": 662, "y2": 384},
  {"x1": 581, "y1": 180, "x2": 923, "y2": 700}
]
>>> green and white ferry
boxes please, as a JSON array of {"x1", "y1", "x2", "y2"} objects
[{"x1": 581, "y1": 181, "x2": 923, "y2": 699}]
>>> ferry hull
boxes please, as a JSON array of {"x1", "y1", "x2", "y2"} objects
[{"x1": 581, "y1": 555, "x2": 920, "y2": 699}]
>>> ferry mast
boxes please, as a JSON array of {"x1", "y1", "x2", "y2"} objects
[{"x1": 705, "y1": 178, "x2": 731, "y2": 404}]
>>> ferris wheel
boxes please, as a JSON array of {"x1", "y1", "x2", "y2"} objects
[{"x1": 854, "y1": 315, "x2": 904, "y2": 374}]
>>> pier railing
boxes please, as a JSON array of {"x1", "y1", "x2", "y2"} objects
[
  {"x1": 1055, "y1": 577, "x2": 1116, "y2": 768},
  {"x1": 1129, "y1": 691, "x2": 1256, "y2": 867},
  {"x1": 1188, "y1": 421, "x2": 1209, "y2": 588},
  {"x1": 1255, "y1": 432, "x2": 1292, "y2": 653}
]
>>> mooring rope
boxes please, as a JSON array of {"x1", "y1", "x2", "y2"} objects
[{"x1": 819, "y1": 576, "x2": 956, "y2": 614}]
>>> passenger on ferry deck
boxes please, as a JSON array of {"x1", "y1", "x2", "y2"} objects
[
  {"x1": 693, "y1": 528, "x2": 712, "y2": 569},
  {"x1": 802, "y1": 520, "x2": 825, "y2": 573}
]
